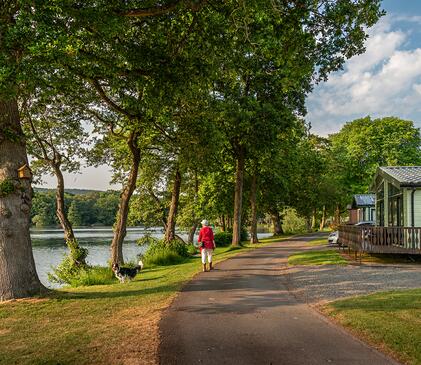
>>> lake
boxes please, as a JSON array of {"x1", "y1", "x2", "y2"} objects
[{"x1": 31, "y1": 227, "x2": 272, "y2": 287}]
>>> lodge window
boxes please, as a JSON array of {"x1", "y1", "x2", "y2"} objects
[
  {"x1": 388, "y1": 183, "x2": 403, "y2": 227},
  {"x1": 377, "y1": 182, "x2": 384, "y2": 226}
]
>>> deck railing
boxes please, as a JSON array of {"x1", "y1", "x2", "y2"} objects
[{"x1": 338, "y1": 225, "x2": 421, "y2": 254}]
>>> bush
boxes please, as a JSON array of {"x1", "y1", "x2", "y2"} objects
[
  {"x1": 69, "y1": 266, "x2": 116, "y2": 287},
  {"x1": 214, "y1": 229, "x2": 248, "y2": 246},
  {"x1": 214, "y1": 231, "x2": 232, "y2": 246},
  {"x1": 48, "y1": 257, "x2": 116, "y2": 287},
  {"x1": 281, "y1": 207, "x2": 307, "y2": 234},
  {"x1": 48, "y1": 254, "x2": 81, "y2": 285},
  {"x1": 187, "y1": 244, "x2": 198, "y2": 255},
  {"x1": 142, "y1": 238, "x2": 189, "y2": 266}
]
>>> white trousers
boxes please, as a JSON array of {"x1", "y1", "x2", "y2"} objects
[{"x1": 201, "y1": 248, "x2": 213, "y2": 264}]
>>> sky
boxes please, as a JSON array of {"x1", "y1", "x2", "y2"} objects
[
  {"x1": 37, "y1": 0, "x2": 421, "y2": 191},
  {"x1": 307, "y1": 0, "x2": 421, "y2": 136}
]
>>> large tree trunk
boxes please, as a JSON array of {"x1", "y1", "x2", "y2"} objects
[
  {"x1": 271, "y1": 210, "x2": 283, "y2": 235},
  {"x1": 53, "y1": 164, "x2": 86, "y2": 265},
  {"x1": 164, "y1": 168, "x2": 181, "y2": 242},
  {"x1": 111, "y1": 131, "x2": 141, "y2": 265},
  {"x1": 232, "y1": 147, "x2": 245, "y2": 246},
  {"x1": 319, "y1": 205, "x2": 327, "y2": 231},
  {"x1": 249, "y1": 171, "x2": 259, "y2": 244},
  {"x1": 0, "y1": 98, "x2": 45, "y2": 301}
]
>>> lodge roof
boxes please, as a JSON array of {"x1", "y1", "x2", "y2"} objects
[
  {"x1": 353, "y1": 194, "x2": 375, "y2": 207},
  {"x1": 378, "y1": 166, "x2": 421, "y2": 188}
]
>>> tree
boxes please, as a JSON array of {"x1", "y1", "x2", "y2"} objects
[
  {"x1": 22, "y1": 94, "x2": 89, "y2": 265},
  {"x1": 31, "y1": 191, "x2": 57, "y2": 227},
  {"x1": 211, "y1": 0, "x2": 384, "y2": 246},
  {"x1": 0, "y1": 0, "x2": 384, "y2": 299},
  {"x1": 0, "y1": 2, "x2": 46, "y2": 300},
  {"x1": 330, "y1": 116, "x2": 421, "y2": 195}
]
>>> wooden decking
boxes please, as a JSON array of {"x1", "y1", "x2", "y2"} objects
[{"x1": 338, "y1": 225, "x2": 421, "y2": 255}]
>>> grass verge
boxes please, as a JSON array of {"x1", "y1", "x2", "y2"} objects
[
  {"x1": 288, "y1": 249, "x2": 347, "y2": 266},
  {"x1": 307, "y1": 237, "x2": 329, "y2": 246},
  {"x1": 322, "y1": 289, "x2": 421, "y2": 365},
  {"x1": 0, "y1": 235, "x2": 290, "y2": 365}
]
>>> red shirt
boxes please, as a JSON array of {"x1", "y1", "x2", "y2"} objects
[{"x1": 198, "y1": 226, "x2": 215, "y2": 250}]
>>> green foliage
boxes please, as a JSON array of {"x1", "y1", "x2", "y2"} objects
[
  {"x1": 137, "y1": 234, "x2": 160, "y2": 247},
  {"x1": 31, "y1": 191, "x2": 57, "y2": 226},
  {"x1": 67, "y1": 239, "x2": 88, "y2": 266},
  {"x1": 142, "y1": 239, "x2": 189, "y2": 266},
  {"x1": 330, "y1": 116, "x2": 421, "y2": 197},
  {"x1": 72, "y1": 266, "x2": 116, "y2": 287},
  {"x1": 48, "y1": 239, "x2": 88, "y2": 285},
  {"x1": 48, "y1": 255, "x2": 80, "y2": 286},
  {"x1": 214, "y1": 231, "x2": 232, "y2": 247},
  {"x1": 214, "y1": 229, "x2": 248, "y2": 246},
  {"x1": 186, "y1": 244, "x2": 197, "y2": 256},
  {"x1": 0, "y1": 179, "x2": 16, "y2": 197},
  {"x1": 48, "y1": 259, "x2": 115, "y2": 287},
  {"x1": 31, "y1": 190, "x2": 119, "y2": 227},
  {"x1": 281, "y1": 208, "x2": 307, "y2": 234},
  {"x1": 68, "y1": 200, "x2": 83, "y2": 226}
]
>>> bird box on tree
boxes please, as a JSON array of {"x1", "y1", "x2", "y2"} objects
[{"x1": 17, "y1": 164, "x2": 32, "y2": 180}]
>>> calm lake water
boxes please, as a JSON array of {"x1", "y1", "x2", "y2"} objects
[{"x1": 31, "y1": 227, "x2": 272, "y2": 287}]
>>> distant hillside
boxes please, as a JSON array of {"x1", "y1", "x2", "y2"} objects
[{"x1": 33, "y1": 187, "x2": 109, "y2": 195}]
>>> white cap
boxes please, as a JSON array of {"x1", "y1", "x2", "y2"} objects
[{"x1": 201, "y1": 219, "x2": 209, "y2": 226}]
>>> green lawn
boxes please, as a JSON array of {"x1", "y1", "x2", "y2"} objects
[
  {"x1": 0, "y1": 236, "x2": 290, "y2": 365},
  {"x1": 307, "y1": 237, "x2": 329, "y2": 246},
  {"x1": 288, "y1": 249, "x2": 347, "y2": 266},
  {"x1": 323, "y1": 289, "x2": 421, "y2": 365}
]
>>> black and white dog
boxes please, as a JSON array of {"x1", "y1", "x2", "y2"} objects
[{"x1": 112, "y1": 260, "x2": 144, "y2": 283}]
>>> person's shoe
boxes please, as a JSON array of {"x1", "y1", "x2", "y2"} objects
[
  {"x1": 209, "y1": 262, "x2": 213, "y2": 270},
  {"x1": 202, "y1": 264, "x2": 207, "y2": 272}
]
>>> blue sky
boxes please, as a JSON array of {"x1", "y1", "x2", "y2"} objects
[
  {"x1": 308, "y1": 0, "x2": 421, "y2": 136},
  {"x1": 39, "y1": 1, "x2": 421, "y2": 190}
]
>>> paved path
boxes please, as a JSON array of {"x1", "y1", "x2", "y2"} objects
[{"x1": 159, "y1": 235, "x2": 400, "y2": 365}]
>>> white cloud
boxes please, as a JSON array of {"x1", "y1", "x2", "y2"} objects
[{"x1": 307, "y1": 16, "x2": 421, "y2": 136}]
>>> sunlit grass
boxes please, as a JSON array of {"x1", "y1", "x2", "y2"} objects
[
  {"x1": 323, "y1": 289, "x2": 421, "y2": 365},
  {"x1": 288, "y1": 250, "x2": 347, "y2": 266},
  {"x1": 307, "y1": 237, "x2": 328, "y2": 246}
]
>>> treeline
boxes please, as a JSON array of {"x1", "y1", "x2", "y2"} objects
[{"x1": 32, "y1": 190, "x2": 120, "y2": 227}]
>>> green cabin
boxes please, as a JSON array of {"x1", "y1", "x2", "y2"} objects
[{"x1": 370, "y1": 166, "x2": 421, "y2": 227}]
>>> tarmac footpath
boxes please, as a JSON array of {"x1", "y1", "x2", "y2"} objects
[{"x1": 159, "y1": 235, "x2": 400, "y2": 365}]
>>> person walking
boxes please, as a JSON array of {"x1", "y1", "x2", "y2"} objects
[{"x1": 198, "y1": 219, "x2": 216, "y2": 272}]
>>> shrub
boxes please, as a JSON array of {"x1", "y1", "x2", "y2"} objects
[
  {"x1": 69, "y1": 266, "x2": 116, "y2": 287},
  {"x1": 48, "y1": 258, "x2": 116, "y2": 287},
  {"x1": 186, "y1": 244, "x2": 198, "y2": 255},
  {"x1": 48, "y1": 254, "x2": 81, "y2": 285},
  {"x1": 142, "y1": 238, "x2": 189, "y2": 266},
  {"x1": 214, "y1": 229, "x2": 248, "y2": 246},
  {"x1": 214, "y1": 231, "x2": 232, "y2": 246},
  {"x1": 137, "y1": 234, "x2": 160, "y2": 247},
  {"x1": 281, "y1": 207, "x2": 307, "y2": 234}
]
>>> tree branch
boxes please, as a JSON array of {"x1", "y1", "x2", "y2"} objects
[{"x1": 90, "y1": 78, "x2": 136, "y2": 119}]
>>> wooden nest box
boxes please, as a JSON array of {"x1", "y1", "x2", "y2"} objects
[{"x1": 18, "y1": 164, "x2": 32, "y2": 179}]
